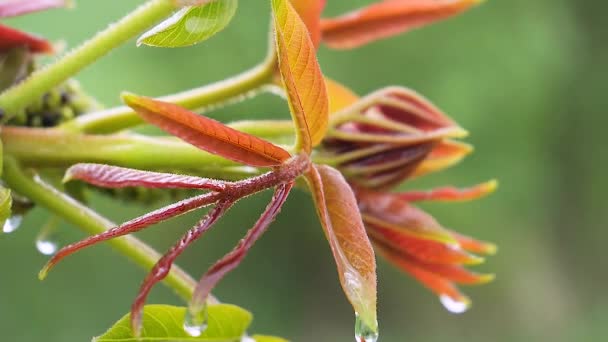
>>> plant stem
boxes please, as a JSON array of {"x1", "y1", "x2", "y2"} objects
[
  {"x1": 0, "y1": 0, "x2": 177, "y2": 121},
  {"x1": 59, "y1": 58, "x2": 277, "y2": 134},
  {"x1": 2, "y1": 157, "x2": 199, "y2": 302}
]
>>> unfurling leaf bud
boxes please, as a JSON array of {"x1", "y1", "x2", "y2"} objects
[{"x1": 321, "y1": 87, "x2": 468, "y2": 189}]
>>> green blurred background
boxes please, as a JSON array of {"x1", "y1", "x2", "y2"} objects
[{"x1": 2, "y1": 0, "x2": 607, "y2": 341}]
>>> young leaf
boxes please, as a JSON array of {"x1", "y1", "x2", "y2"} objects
[
  {"x1": 0, "y1": 0, "x2": 68, "y2": 18},
  {"x1": 289, "y1": 0, "x2": 326, "y2": 47},
  {"x1": 93, "y1": 304, "x2": 251, "y2": 342},
  {"x1": 65, "y1": 163, "x2": 227, "y2": 191},
  {"x1": 0, "y1": 24, "x2": 53, "y2": 53},
  {"x1": 137, "y1": 0, "x2": 238, "y2": 48},
  {"x1": 272, "y1": 0, "x2": 329, "y2": 152},
  {"x1": 305, "y1": 165, "x2": 378, "y2": 334},
  {"x1": 122, "y1": 93, "x2": 291, "y2": 167},
  {"x1": 397, "y1": 180, "x2": 498, "y2": 202},
  {"x1": 321, "y1": 0, "x2": 483, "y2": 49}
]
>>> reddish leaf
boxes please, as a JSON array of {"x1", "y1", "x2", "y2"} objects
[
  {"x1": 357, "y1": 189, "x2": 457, "y2": 244},
  {"x1": 122, "y1": 93, "x2": 291, "y2": 167},
  {"x1": 272, "y1": 0, "x2": 329, "y2": 152},
  {"x1": 412, "y1": 140, "x2": 472, "y2": 177},
  {"x1": 305, "y1": 165, "x2": 377, "y2": 333},
  {"x1": 321, "y1": 0, "x2": 482, "y2": 49},
  {"x1": 366, "y1": 223, "x2": 483, "y2": 265},
  {"x1": 289, "y1": 0, "x2": 326, "y2": 48},
  {"x1": 397, "y1": 180, "x2": 498, "y2": 202},
  {"x1": 375, "y1": 241, "x2": 472, "y2": 305},
  {"x1": 39, "y1": 192, "x2": 222, "y2": 280},
  {"x1": 0, "y1": 24, "x2": 53, "y2": 53},
  {"x1": 0, "y1": 0, "x2": 67, "y2": 18},
  {"x1": 65, "y1": 163, "x2": 227, "y2": 191},
  {"x1": 190, "y1": 182, "x2": 294, "y2": 312},
  {"x1": 131, "y1": 200, "x2": 233, "y2": 336},
  {"x1": 450, "y1": 230, "x2": 497, "y2": 255}
]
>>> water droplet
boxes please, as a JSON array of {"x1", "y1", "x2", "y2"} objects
[
  {"x1": 439, "y1": 294, "x2": 470, "y2": 314},
  {"x1": 3, "y1": 215, "x2": 23, "y2": 234},
  {"x1": 355, "y1": 313, "x2": 379, "y2": 342},
  {"x1": 240, "y1": 335, "x2": 255, "y2": 342},
  {"x1": 183, "y1": 306, "x2": 208, "y2": 337},
  {"x1": 36, "y1": 239, "x2": 58, "y2": 256},
  {"x1": 35, "y1": 217, "x2": 61, "y2": 255}
]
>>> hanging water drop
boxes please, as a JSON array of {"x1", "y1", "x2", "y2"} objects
[
  {"x1": 183, "y1": 306, "x2": 208, "y2": 337},
  {"x1": 36, "y1": 239, "x2": 58, "y2": 255},
  {"x1": 2, "y1": 215, "x2": 23, "y2": 234},
  {"x1": 240, "y1": 335, "x2": 255, "y2": 342},
  {"x1": 439, "y1": 294, "x2": 470, "y2": 314},
  {"x1": 35, "y1": 216, "x2": 61, "y2": 255},
  {"x1": 354, "y1": 313, "x2": 379, "y2": 342}
]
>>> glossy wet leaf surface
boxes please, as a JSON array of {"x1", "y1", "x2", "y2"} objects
[
  {"x1": 306, "y1": 165, "x2": 377, "y2": 333},
  {"x1": 138, "y1": 0, "x2": 238, "y2": 48}
]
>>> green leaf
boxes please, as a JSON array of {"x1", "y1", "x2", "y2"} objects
[
  {"x1": 137, "y1": 0, "x2": 238, "y2": 48},
  {"x1": 252, "y1": 335, "x2": 289, "y2": 342},
  {"x1": 94, "y1": 304, "x2": 252, "y2": 342}
]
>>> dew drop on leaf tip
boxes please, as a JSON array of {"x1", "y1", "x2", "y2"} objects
[
  {"x1": 355, "y1": 313, "x2": 379, "y2": 342},
  {"x1": 439, "y1": 294, "x2": 470, "y2": 314},
  {"x1": 2, "y1": 215, "x2": 23, "y2": 234}
]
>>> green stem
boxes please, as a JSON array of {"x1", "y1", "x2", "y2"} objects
[
  {"x1": 2, "y1": 157, "x2": 199, "y2": 302},
  {"x1": 0, "y1": 0, "x2": 177, "y2": 120},
  {"x1": 59, "y1": 58, "x2": 277, "y2": 134}
]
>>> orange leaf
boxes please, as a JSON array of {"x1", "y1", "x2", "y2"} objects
[
  {"x1": 325, "y1": 76, "x2": 359, "y2": 113},
  {"x1": 450, "y1": 230, "x2": 497, "y2": 255},
  {"x1": 0, "y1": 24, "x2": 53, "y2": 53},
  {"x1": 122, "y1": 93, "x2": 291, "y2": 167},
  {"x1": 305, "y1": 164, "x2": 377, "y2": 333},
  {"x1": 272, "y1": 0, "x2": 329, "y2": 153},
  {"x1": 321, "y1": 0, "x2": 483, "y2": 49},
  {"x1": 289, "y1": 0, "x2": 326, "y2": 48},
  {"x1": 397, "y1": 180, "x2": 498, "y2": 202}
]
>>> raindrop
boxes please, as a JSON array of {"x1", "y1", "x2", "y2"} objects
[
  {"x1": 439, "y1": 294, "x2": 470, "y2": 314},
  {"x1": 354, "y1": 313, "x2": 379, "y2": 342},
  {"x1": 36, "y1": 239, "x2": 58, "y2": 256},
  {"x1": 240, "y1": 335, "x2": 255, "y2": 342},
  {"x1": 35, "y1": 216, "x2": 61, "y2": 255},
  {"x1": 2, "y1": 215, "x2": 23, "y2": 234},
  {"x1": 183, "y1": 307, "x2": 208, "y2": 337}
]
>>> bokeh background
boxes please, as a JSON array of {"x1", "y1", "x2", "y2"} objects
[{"x1": 2, "y1": 0, "x2": 607, "y2": 341}]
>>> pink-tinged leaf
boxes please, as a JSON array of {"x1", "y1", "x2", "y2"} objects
[
  {"x1": 0, "y1": 0, "x2": 68, "y2": 18},
  {"x1": 272, "y1": 0, "x2": 329, "y2": 152},
  {"x1": 0, "y1": 24, "x2": 53, "y2": 53},
  {"x1": 289, "y1": 0, "x2": 326, "y2": 47},
  {"x1": 39, "y1": 192, "x2": 221, "y2": 280},
  {"x1": 321, "y1": 0, "x2": 483, "y2": 49},
  {"x1": 122, "y1": 93, "x2": 291, "y2": 167},
  {"x1": 131, "y1": 201, "x2": 233, "y2": 337},
  {"x1": 190, "y1": 182, "x2": 294, "y2": 312},
  {"x1": 450, "y1": 230, "x2": 497, "y2": 255},
  {"x1": 366, "y1": 223, "x2": 483, "y2": 265},
  {"x1": 397, "y1": 180, "x2": 498, "y2": 202},
  {"x1": 64, "y1": 163, "x2": 227, "y2": 191},
  {"x1": 357, "y1": 189, "x2": 457, "y2": 244},
  {"x1": 305, "y1": 165, "x2": 377, "y2": 333},
  {"x1": 375, "y1": 241, "x2": 471, "y2": 306},
  {"x1": 325, "y1": 76, "x2": 359, "y2": 113}
]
